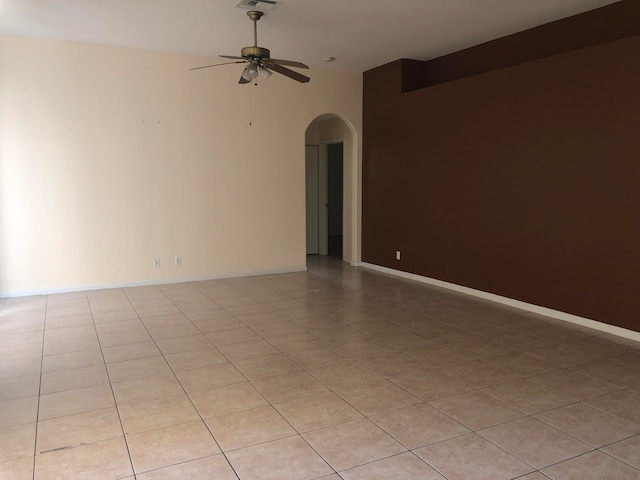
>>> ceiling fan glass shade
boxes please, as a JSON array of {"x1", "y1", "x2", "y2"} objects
[
  {"x1": 241, "y1": 64, "x2": 259, "y2": 81},
  {"x1": 260, "y1": 67, "x2": 272, "y2": 79}
]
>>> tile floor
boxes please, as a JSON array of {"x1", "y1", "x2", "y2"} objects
[{"x1": 1, "y1": 256, "x2": 640, "y2": 479}]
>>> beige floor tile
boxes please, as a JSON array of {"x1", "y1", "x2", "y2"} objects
[
  {"x1": 516, "y1": 473, "x2": 553, "y2": 480},
  {"x1": 542, "y1": 450, "x2": 640, "y2": 479},
  {"x1": 414, "y1": 433, "x2": 533, "y2": 480},
  {"x1": 335, "y1": 379, "x2": 421, "y2": 416},
  {"x1": 441, "y1": 360, "x2": 520, "y2": 388},
  {"x1": 135, "y1": 454, "x2": 238, "y2": 480},
  {"x1": 226, "y1": 436, "x2": 333, "y2": 480},
  {"x1": 610, "y1": 352, "x2": 640, "y2": 369},
  {"x1": 269, "y1": 332, "x2": 327, "y2": 353},
  {"x1": 206, "y1": 327, "x2": 261, "y2": 346},
  {"x1": 43, "y1": 335, "x2": 100, "y2": 356},
  {"x1": 214, "y1": 296, "x2": 258, "y2": 308},
  {"x1": 0, "y1": 423, "x2": 36, "y2": 462},
  {"x1": 186, "y1": 312, "x2": 244, "y2": 333},
  {"x1": 97, "y1": 329, "x2": 154, "y2": 348},
  {"x1": 111, "y1": 373, "x2": 184, "y2": 405},
  {"x1": 0, "y1": 355, "x2": 41, "y2": 380},
  {"x1": 44, "y1": 325, "x2": 96, "y2": 342},
  {"x1": 332, "y1": 338, "x2": 397, "y2": 359},
  {"x1": 524, "y1": 343, "x2": 604, "y2": 367},
  {"x1": 358, "y1": 352, "x2": 426, "y2": 378},
  {"x1": 44, "y1": 314, "x2": 94, "y2": 329},
  {"x1": 127, "y1": 421, "x2": 220, "y2": 473},
  {"x1": 164, "y1": 347, "x2": 227, "y2": 371},
  {"x1": 303, "y1": 418, "x2": 406, "y2": 471},
  {"x1": 40, "y1": 364, "x2": 108, "y2": 395},
  {"x1": 573, "y1": 359, "x2": 640, "y2": 388},
  {"x1": 373, "y1": 330, "x2": 434, "y2": 352},
  {"x1": 566, "y1": 336, "x2": 637, "y2": 360},
  {"x1": 101, "y1": 341, "x2": 161, "y2": 363},
  {"x1": 148, "y1": 323, "x2": 201, "y2": 341},
  {"x1": 240, "y1": 312, "x2": 296, "y2": 328},
  {"x1": 34, "y1": 437, "x2": 133, "y2": 479},
  {"x1": 36, "y1": 407, "x2": 123, "y2": 454},
  {"x1": 41, "y1": 348, "x2": 104, "y2": 373},
  {"x1": 251, "y1": 371, "x2": 329, "y2": 404},
  {"x1": 483, "y1": 351, "x2": 559, "y2": 377},
  {"x1": 0, "y1": 342, "x2": 43, "y2": 358},
  {"x1": 391, "y1": 369, "x2": 473, "y2": 401},
  {"x1": 176, "y1": 363, "x2": 244, "y2": 391},
  {"x1": 0, "y1": 374, "x2": 41, "y2": 402},
  {"x1": 91, "y1": 309, "x2": 138, "y2": 322},
  {"x1": 118, "y1": 394, "x2": 200, "y2": 434},
  {"x1": 602, "y1": 434, "x2": 640, "y2": 469},
  {"x1": 370, "y1": 403, "x2": 470, "y2": 449},
  {"x1": 0, "y1": 396, "x2": 39, "y2": 428},
  {"x1": 251, "y1": 321, "x2": 306, "y2": 340},
  {"x1": 409, "y1": 345, "x2": 473, "y2": 367},
  {"x1": 189, "y1": 382, "x2": 268, "y2": 418},
  {"x1": 206, "y1": 405, "x2": 296, "y2": 451},
  {"x1": 38, "y1": 384, "x2": 115, "y2": 420},
  {"x1": 233, "y1": 353, "x2": 302, "y2": 379},
  {"x1": 534, "y1": 403, "x2": 640, "y2": 447},
  {"x1": 106, "y1": 356, "x2": 172, "y2": 383},
  {"x1": 218, "y1": 339, "x2": 280, "y2": 361},
  {"x1": 4, "y1": 260, "x2": 640, "y2": 480},
  {"x1": 307, "y1": 361, "x2": 382, "y2": 389},
  {"x1": 585, "y1": 390, "x2": 640, "y2": 425},
  {"x1": 45, "y1": 305, "x2": 91, "y2": 318},
  {"x1": 339, "y1": 452, "x2": 445, "y2": 480},
  {"x1": 274, "y1": 391, "x2": 363, "y2": 432},
  {"x1": 479, "y1": 417, "x2": 591, "y2": 469},
  {"x1": 134, "y1": 305, "x2": 181, "y2": 318},
  {"x1": 225, "y1": 304, "x2": 273, "y2": 318},
  {"x1": 0, "y1": 330, "x2": 44, "y2": 347},
  {"x1": 0, "y1": 456, "x2": 34, "y2": 480},
  {"x1": 284, "y1": 345, "x2": 347, "y2": 368},
  {"x1": 530, "y1": 368, "x2": 620, "y2": 400},
  {"x1": 429, "y1": 390, "x2": 524, "y2": 430},
  {"x1": 93, "y1": 318, "x2": 146, "y2": 335},
  {"x1": 482, "y1": 379, "x2": 575, "y2": 414}
]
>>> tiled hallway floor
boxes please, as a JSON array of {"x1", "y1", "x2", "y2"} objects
[{"x1": 1, "y1": 256, "x2": 640, "y2": 479}]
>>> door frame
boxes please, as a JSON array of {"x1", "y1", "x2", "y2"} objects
[{"x1": 318, "y1": 139, "x2": 345, "y2": 257}]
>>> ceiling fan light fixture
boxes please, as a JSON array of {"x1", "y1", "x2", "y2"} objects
[
  {"x1": 247, "y1": 64, "x2": 259, "y2": 79},
  {"x1": 260, "y1": 67, "x2": 272, "y2": 79},
  {"x1": 241, "y1": 64, "x2": 252, "y2": 81}
]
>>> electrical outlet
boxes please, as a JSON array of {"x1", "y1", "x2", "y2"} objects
[
  {"x1": 396, "y1": 250, "x2": 401, "y2": 260},
  {"x1": 175, "y1": 257, "x2": 182, "y2": 267},
  {"x1": 153, "y1": 258, "x2": 160, "y2": 268}
]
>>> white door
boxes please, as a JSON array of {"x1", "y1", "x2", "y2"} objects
[{"x1": 305, "y1": 146, "x2": 319, "y2": 254}]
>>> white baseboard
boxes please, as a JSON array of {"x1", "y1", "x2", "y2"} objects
[
  {"x1": 0, "y1": 265, "x2": 308, "y2": 298},
  {"x1": 360, "y1": 262, "x2": 640, "y2": 343}
]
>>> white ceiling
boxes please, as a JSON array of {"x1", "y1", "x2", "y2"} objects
[{"x1": 0, "y1": 0, "x2": 621, "y2": 72}]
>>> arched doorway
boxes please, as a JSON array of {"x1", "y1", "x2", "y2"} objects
[{"x1": 305, "y1": 114, "x2": 359, "y2": 265}]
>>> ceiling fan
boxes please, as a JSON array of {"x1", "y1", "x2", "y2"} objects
[{"x1": 191, "y1": 10, "x2": 310, "y2": 84}]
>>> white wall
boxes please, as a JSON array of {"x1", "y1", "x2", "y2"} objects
[{"x1": 0, "y1": 35, "x2": 362, "y2": 295}]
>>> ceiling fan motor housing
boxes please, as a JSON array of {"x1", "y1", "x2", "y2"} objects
[{"x1": 241, "y1": 46, "x2": 271, "y2": 60}]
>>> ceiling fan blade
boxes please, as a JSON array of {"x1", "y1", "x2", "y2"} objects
[
  {"x1": 220, "y1": 55, "x2": 245, "y2": 60},
  {"x1": 268, "y1": 63, "x2": 310, "y2": 83},
  {"x1": 190, "y1": 60, "x2": 245, "y2": 71},
  {"x1": 270, "y1": 58, "x2": 309, "y2": 69}
]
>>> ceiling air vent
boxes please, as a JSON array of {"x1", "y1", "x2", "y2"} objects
[{"x1": 234, "y1": 0, "x2": 280, "y2": 12}]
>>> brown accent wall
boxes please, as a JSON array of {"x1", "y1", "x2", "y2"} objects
[{"x1": 362, "y1": 6, "x2": 640, "y2": 332}]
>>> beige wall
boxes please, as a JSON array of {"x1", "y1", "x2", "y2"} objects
[{"x1": 0, "y1": 35, "x2": 362, "y2": 295}]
